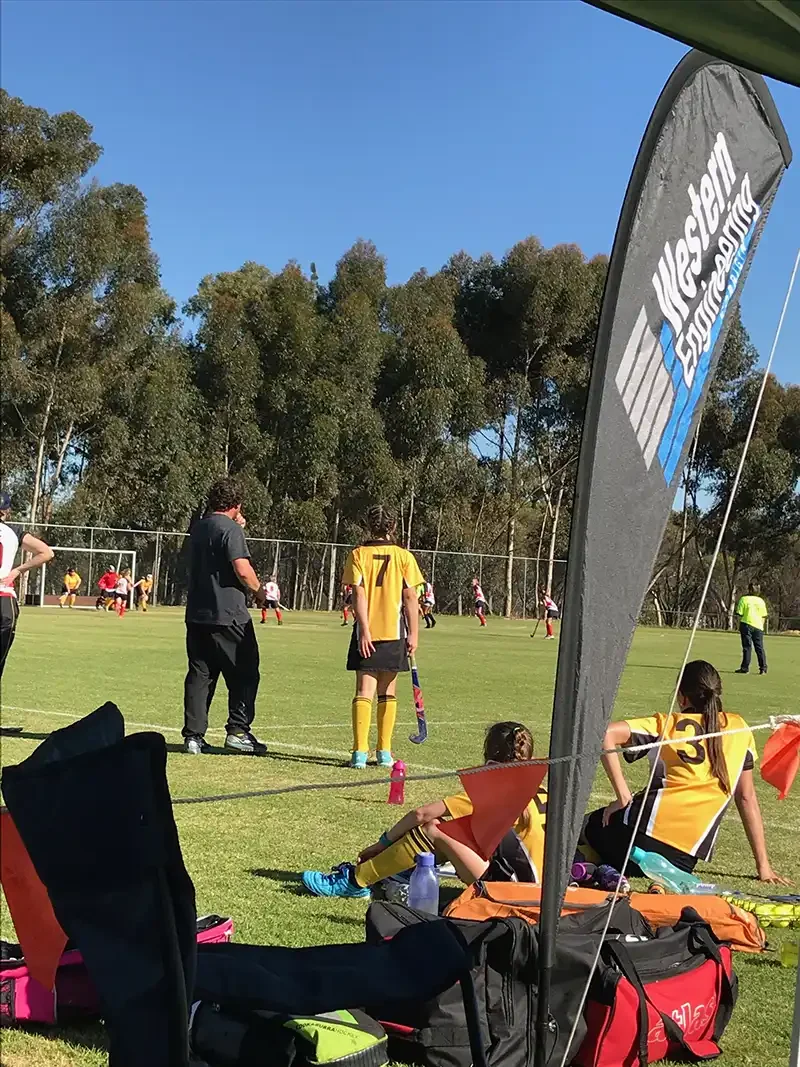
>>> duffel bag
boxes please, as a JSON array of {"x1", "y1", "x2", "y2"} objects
[
  {"x1": 190, "y1": 1004, "x2": 388, "y2": 1067},
  {"x1": 574, "y1": 908, "x2": 737, "y2": 1067},
  {"x1": 365, "y1": 898, "x2": 652, "y2": 1067},
  {"x1": 0, "y1": 914, "x2": 233, "y2": 1026},
  {"x1": 446, "y1": 882, "x2": 764, "y2": 954}
]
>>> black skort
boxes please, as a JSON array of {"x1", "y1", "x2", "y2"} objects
[
  {"x1": 265, "y1": 599, "x2": 279, "y2": 609},
  {"x1": 347, "y1": 630, "x2": 409, "y2": 673},
  {"x1": 547, "y1": 609, "x2": 559, "y2": 619}
]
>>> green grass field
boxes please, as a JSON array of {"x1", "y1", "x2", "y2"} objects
[{"x1": 1, "y1": 607, "x2": 798, "y2": 1067}]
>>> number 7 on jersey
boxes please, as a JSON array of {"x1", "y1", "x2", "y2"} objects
[{"x1": 408, "y1": 654, "x2": 427, "y2": 744}]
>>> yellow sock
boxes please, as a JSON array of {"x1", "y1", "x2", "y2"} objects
[
  {"x1": 59, "y1": 595, "x2": 66, "y2": 606},
  {"x1": 355, "y1": 826, "x2": 436, "y2": 887},
  {"x1": 377, "y1": 695, "x2": 397, "y2": 753},
  {"x1": 351, "y1": 697, "x2": 372, "y2": 753},
  {"x1": 69, "y1": 595, "x2": 76, "y2": 607}
]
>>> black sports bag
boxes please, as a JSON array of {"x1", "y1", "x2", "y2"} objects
[{"x1": 364, "y1": 900, "x2": 653, "y2": 1067}]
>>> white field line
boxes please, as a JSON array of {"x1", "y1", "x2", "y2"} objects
[{"x1": 0, "y1": 704, "x2": 455, "y2": 774}]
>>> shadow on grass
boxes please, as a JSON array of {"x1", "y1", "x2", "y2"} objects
[
  {"x1": 3, "y1": 1019, "x2": 108, "y2": 1052},
  {"x1": 0, "y1": 728, "x2": 51, "y2": 741},
  {"x1": 264, "y1": 750, "x2": 348, "y2": 769},
  {"x1": 249, "y1": 867, "x2": 306, "y2": 894}
]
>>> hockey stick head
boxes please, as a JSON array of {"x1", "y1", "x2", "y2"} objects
[{"x1": 409, "y1": 657, "x2": 427, "y2": 744}]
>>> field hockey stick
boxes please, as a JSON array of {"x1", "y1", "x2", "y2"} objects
[
  {"x1": 530, "y1": 616, "x2": 541, "y2": 639},
  {"x1": 408, "y1": 653, "x2": 428, "y2": 744}
]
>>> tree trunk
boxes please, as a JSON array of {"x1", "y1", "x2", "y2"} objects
[
  {"x1": 42, "y1": 420, "x2": 74, "y2": 524},
  {"x1": 534, "y1": 507, "x2": 547, "y2": 606},
  {"x1": 431, "y1": 505, "x2": 443, "y2": 584},
  {"x1": 327, "y1": 506, "x2": 340, "y2": 611},
  {"x1": 299, "y1": 548, "x2": 311, "y2": 611},
  {"x1": 675, "y1": 429, "x2": 699, "y2": 613},
  {"x1": 314, "y1": 545, "x2": 328, "y2": 611},
  {"x1": 406, "y1": 484, "x2": 415, "y2": 549},
  {"x1": 546, "y1": 481, "x2": 565, "y2": 594},
  {"x1": 503, "y1": 405, "x2": 524, "y2": 617},
  {"x1": 29, "y1": 322, "x2": 66, "y2": 526},
  {"x1": 652, "y1": 591, "x2": 663, "y2": 628}
]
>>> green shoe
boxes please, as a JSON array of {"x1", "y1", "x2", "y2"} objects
[
  {"x1": 376, "y1": 750, "x2": 393, "y2": 768},
  {"x1": 350, "y1": 750, "x2": 368, "y2": 770}
]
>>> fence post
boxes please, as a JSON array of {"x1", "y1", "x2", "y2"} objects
[
  {"x1": 523, "y1": 558, "x2": 528, "y2": 620},
  {"x1": 153, "y1": 531, "x2": 162, "y2": 606},
  {"x1": 87, "y1": 527, "x2": 95, "y2": 595}
]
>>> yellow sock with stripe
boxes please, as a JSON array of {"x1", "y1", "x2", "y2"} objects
[
  {"x1": 351, "y1": 697, "x2": 372, "y2": 753},
  {"x1": 355, "y1": 826, "x2": 436, "y2": 887},
  {"x1": 377, "y1": 695, "x2": 397, "y2": 753}
]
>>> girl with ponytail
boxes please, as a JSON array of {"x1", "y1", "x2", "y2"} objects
[
  {"x1": 340, "y1": 505, "x2": 426, "y2": 769},
  {"x1": 583, "y1": 660, "x2": 789, "y2": 884},
  {"x1": 302, "y1": 721, "x2": 549, "y2": 899}
]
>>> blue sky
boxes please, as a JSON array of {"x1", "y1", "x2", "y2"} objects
[{"x1": 2, "y1": 0, "x2": 798, "y2": 383}]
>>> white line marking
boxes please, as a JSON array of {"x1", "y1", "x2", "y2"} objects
[{"x1": 1, "y1": 704, "x2": 456, "y2": 774}]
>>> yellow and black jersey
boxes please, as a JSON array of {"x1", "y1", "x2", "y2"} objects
[
  {"x1": 342, "y1": 542, "x2": 424, "y2": 642},
  {"x1": 443, "y1": 787, "x2": 548, "y2": 884},
  {"x1": 623, "y1": 711, "x2": 756, "y2": 860},
  {"x1": 137, "y1": 579, "x2": 153, "y2": 594},
  {"x1": 63, "y1": 572, "x2": 81, "y2": 591}
]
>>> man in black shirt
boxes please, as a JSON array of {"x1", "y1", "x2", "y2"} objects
[{"x1": 182, "y1": 479, "x2": 267, "y2": 755}]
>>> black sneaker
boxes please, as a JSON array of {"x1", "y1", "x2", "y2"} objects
[
  {"x1": 760, "y1": 668, "x2": 768, "y2": 675},
  {"x1": 224, "y1": 731, "x2": 267, "y2": 756},
  {"x1": 735, "y1": 668, "x2": 749, "y2": 675}
]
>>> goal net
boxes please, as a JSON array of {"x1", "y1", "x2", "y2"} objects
[{"x1": 37, "y1": 546, "x2": 137, "y2": 608}]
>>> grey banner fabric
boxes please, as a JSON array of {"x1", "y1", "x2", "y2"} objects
[
  {"x1": 586, "y1": 0, "x2": 800, "y2": 88},
  {"x1": 534, "y1": 50, "x2": 791, "y2": 1063}
]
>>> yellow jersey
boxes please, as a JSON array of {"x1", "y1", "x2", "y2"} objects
[
  {"x1": 736, "y1": 595, "x2": 768, "y2": 630},
  {"x1": 137, "y1": 578, "x2": 153, "y2": 594},
  {"x1": 444, "y1": 787, "x2": 548, "y2": 883},
  {"x1": 623, "y1": 711, "x2": 756, "y2": 859},
  {"x1": 63, "y1": 572, "x2": 81, "y2": 591},
  {"x1": 342, "y1": 542, "x2": 424, "y2": 642}
]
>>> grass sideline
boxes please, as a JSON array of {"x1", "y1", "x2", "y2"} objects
[{"x1": 0, "y1": 607, "x2": 798, "y2": 1067}]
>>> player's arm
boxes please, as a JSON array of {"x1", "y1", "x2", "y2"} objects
[
  {"x1": 233, "y1": 557, "x2": 266, "y2": 605},
  {"x1": 734, "y1": 769, "x2": 791, "y2": 885},
  {"x1": 600, "y1": 720, "x2": 634, "y2": 823},
  {"x1": 7, "y1": 533, "x2": 54, "y2": 584},
  {"x1": 352, "y1": 584, "x2": 374, "y2": 658},
  {"x1": 402, "y1": 583, "x2": 419, "y2": 655}
]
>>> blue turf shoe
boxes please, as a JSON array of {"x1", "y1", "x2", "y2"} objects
[
  {"x1": 376, "y1": 750, "x2": 393, "y2": 768},
  {"x1": 350, "y1": 750, "x2": 368, "y2": 769},
  {"x1": 302, "y1": 863, "x2": 371, "y2": 899}
]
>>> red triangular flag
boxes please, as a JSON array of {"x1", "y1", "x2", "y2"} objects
[
  {"x1": 761, "y1": 722, "x2": 800, "y2": 800},
  {"x1": 439, "y1": 762, "x2": 547, "y2": 860},
  {"x1": 0, "y1": 809, "x2": 67, "y2": 989}
]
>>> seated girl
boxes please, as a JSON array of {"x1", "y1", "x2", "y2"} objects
[
  {"x1": 302, "y1": 721, "x2": 547, "y2": 898},
  {"x1": 583, "y1": 659, "x2": 789, "y2": 884}
]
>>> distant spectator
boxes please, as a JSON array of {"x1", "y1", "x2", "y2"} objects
[{"x1": 735, "y1": 583, "x2": 768, "y2": 676}]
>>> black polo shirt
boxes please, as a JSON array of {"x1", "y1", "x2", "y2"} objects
[{"x1": 185, "y1": 513, "x2": 251, "y2": 626}]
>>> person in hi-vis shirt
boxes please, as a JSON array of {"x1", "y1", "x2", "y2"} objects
[
  {"x1": 341, "y1": 505, "x2": 423, "y2": 770},
  {"x1": 735, "y1": 582, "x2": 768, "y2": 675}
]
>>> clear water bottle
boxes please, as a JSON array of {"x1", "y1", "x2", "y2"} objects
[
  {"x1": 631, "y1": 846, "x2": 699, "y2": 894},
  {"x1": 408, "y1": 853, "x2": 439, "y2": 915}
]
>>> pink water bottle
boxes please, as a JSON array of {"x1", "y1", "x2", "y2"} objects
[{"x1": 388, "y1": 760, "x2": 406, "y2": 805}]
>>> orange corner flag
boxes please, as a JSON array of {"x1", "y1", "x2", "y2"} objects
[
  {"x1": 439, "y1": 762, "x2": 547, "y2": 860},
  {"x1": 761, "y1": 722, "x2": 800, "y2": 800},
  {"x1": 0, "y1": 809, "x2": 67, "y2": 989}
]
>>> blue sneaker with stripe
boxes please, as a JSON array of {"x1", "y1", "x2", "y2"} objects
[{"x1": 301, "y1": 863, "x2": 371, "y2": 899}]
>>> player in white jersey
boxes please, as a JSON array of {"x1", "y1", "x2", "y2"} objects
[
  {"x1": 260, "y1": 575, "x2": 283, "y2": 625},
  {"x1": 541, "y1": 588, "x2": 559, "y2": 640},
  {"x1": 0, "y1": 491, "x2": 54, "y2": 676},
  {"x1": 112, "y1": 569, "x2": 133, "y2": 617},
  {"x1": 420, "y1": 581, "x2": 436, "y2": 629},
  {"x1": 472, "y1": 577, "x2": 488, "y2": 627}
]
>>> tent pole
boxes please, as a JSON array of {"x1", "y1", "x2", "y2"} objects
[{"x1": 790, "y1": 949, "x2": 800, "y2": 1067}]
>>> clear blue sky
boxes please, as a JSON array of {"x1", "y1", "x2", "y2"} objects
[{"x1": 2, "y1": 0, "x2": 798, "y2": 383}]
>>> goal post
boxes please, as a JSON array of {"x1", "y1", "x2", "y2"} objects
[{"x1": 38, "y1": 547, "x2": 137, "y2": 608}]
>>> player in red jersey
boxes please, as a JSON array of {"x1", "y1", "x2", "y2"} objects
[
  {"x1": 472, "y1": 577, "x2": 488, "y2": 627},
  {"x1": 96, "y1": 568, "x2": 119, "y2": 610}
]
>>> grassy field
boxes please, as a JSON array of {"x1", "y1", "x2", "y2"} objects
[{"x1": 0, "y1": 607, "x2": 798, "y2": 1067}]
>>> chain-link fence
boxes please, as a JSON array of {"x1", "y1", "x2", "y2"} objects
[
  {"x1": 24, "y1": 523, "x2": 568, "y2": 619},
  {"x1": 637, "y1": 605, "x2": 800, "y2": 633}
]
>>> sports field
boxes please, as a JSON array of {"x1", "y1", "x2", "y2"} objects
[{"x1": 0, "y1": 607, "x2": 798, "y2": 1067}]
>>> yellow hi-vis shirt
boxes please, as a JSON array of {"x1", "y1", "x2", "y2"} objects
[
  {"x1": 623, "y1": 712, "x2": 756, "y2": 859},
  {"x1": 342, "y1": 542, "x2": 424, "y2": 642},
  {"x1": 736, "y1": 595, "x2": 768, "y2": 630}
]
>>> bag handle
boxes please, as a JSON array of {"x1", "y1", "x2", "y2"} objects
[
  {"x1": 687, "y1": 922, "x2": 736, "y2": 1035},
  {"x1": 601, "y1": 941, "x2": 650, "y2": 1066}
]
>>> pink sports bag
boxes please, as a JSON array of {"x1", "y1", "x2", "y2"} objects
[{"x1": 0, "y1": 914, "x2": 233, "y2": 1026}]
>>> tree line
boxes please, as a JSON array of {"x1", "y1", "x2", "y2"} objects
[{"x1": 2, "y1": 90, "x2": 799, "y2": 625}]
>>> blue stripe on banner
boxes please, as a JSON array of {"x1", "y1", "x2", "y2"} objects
[{"x1": 657, "y1": 221, "x2": 756, "y2": 484}]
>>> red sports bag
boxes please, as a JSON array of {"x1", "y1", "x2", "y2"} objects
[
  {"x1": 575, "y1": 912, "x2": 736, "y2": 1066},
  {"x1": 0, "y1": 914, "x2": 233, "y2": 1026}
]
